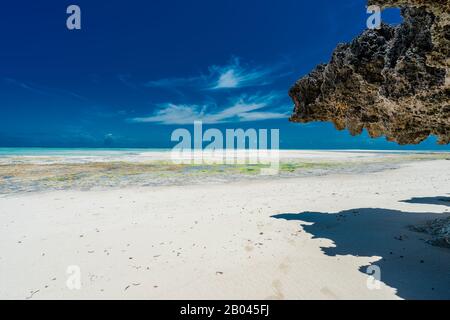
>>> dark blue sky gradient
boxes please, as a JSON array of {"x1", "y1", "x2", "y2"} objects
[{"x1": 0, "y1": 0, "x2": 447, "y2": 150}]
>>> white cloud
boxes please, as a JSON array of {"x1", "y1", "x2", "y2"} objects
[
  {"x1": 144, "y1": 57, "x2": 287, "y2": 90},
  {"x1": 131, "y1": 93, "x2": 288, "y2": 125},
  {"x1": 132, "y1": 103, "x2": 207, "y2": 125},
  {"x1": 208, "y1": 58, "x2": 276, "y2": 90},
  {"x1": 215, "y1": 69, "x2": 239, "y2": 89},
  {"x1": 136, "y1": 58, "x2": 291, "y2": 124}
]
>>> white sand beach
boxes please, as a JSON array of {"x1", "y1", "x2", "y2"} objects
[{"x1": 0, "y1": 151, "x2": 449, "y2": 299}]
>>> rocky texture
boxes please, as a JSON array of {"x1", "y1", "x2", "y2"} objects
[
  {"x1": 289, "y1": 0, "x2": 449, "y2": 145},
  {"x1": 410, "y1": 216, "x2": 450, "y2": 248}
]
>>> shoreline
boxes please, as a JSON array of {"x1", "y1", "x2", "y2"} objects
[{"x1": 0, "y1": 151, "x2": 449, "y2": 195}]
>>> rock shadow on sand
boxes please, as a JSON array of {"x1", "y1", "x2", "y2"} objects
[
  {"x1": 400, "y1": 196, "x2": 450, "y2": 207},
  {"x1": 272, "y1": 208, "x2": 450, "y2": 299}
]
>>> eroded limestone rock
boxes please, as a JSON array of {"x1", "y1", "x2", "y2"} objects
[{"x1": 289, "y1": 0, "x2": 449, "y2": 145}]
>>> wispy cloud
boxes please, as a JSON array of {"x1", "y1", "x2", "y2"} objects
[
  {"x1": 131, "y1": 92, "x2": 289, "y2": 125},
  {"x1": 117, "y1": 74, "x2": 137, "y2": 89},
  {"x1": 145, "y1": 75, "x2": 205, "y2": 89},
  {"x1": 132, "y1": 103, "x2": 206, "y2": 125},
  {"x1": 144, "y1": 57, "x2": 288, "y2": 90},
  {"x1": 2, "y1": 78, "x2": 49, "y2": 96},
  {"x1": 208, "y1": 58, "x2": 279, "y2": 90},
  {"x1": 2, "y1": 77, "x2": 87, "y2": 102}
]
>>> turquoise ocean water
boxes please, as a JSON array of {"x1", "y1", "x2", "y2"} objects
[
  {"x1": 0, "y1": 148, "x2": 172, "y2": 157},
  {"x1": 0, "y1": 147, "x2": 447, "y2": 157}
]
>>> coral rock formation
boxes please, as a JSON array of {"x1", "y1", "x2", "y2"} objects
[
  {"x1": 289, "y1": 0, "x2": 449, "y2": 145},
  {"x1": 410, "y1": 216, "x2": 450, "y2": 249}
]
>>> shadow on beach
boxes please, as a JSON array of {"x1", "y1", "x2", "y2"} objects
[
  {"x1": 272, "y1": 199, "x2": 450, "y2": 299},
  {"x1": 400, "y1": 196, "x2": 450, "y2": 207}
]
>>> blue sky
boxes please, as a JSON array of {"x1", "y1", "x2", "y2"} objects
[{"x1": 0, "y1": 0, "x2": 448, "y2": 150}]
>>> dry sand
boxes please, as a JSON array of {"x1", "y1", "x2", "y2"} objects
[{"x1": 0, "y1": 154, "x2": 449, "y2": 299}]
